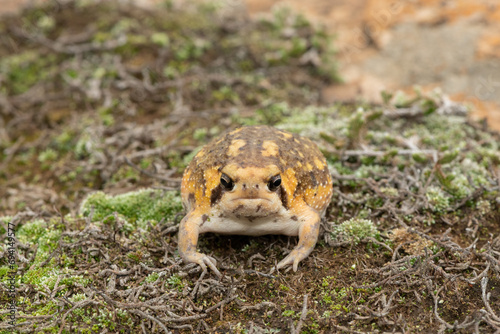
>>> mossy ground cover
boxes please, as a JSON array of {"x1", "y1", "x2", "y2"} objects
[{"x1": 0, "y1": 1, "x2": 499, "y2": 333}]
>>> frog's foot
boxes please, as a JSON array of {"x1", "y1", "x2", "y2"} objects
[
  {"x1": 275, "y1": 246, "x2": 311, "y2": 272},
  {"x1": 184, "y1": 252, "x2": 221, "y2": 277}
]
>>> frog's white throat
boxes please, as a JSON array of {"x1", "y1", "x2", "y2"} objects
[{"x1": 198, "y1": 204, "x2": 301, "y2": 237}]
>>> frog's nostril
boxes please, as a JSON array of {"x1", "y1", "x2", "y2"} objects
[
  {"x1": 255, "y1": 184, "x2": 259, "y2": 189},
  {"x1": 242, "y1": 184, "x2": 247, "y2": 190}
]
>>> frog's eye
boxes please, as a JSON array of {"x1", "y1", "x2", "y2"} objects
[
  {"x1": 220, "y1": 173, "x2": 234, "y2": 190},
  {"x1": 267, "y1": 175, "x2": 281, "y2": 191}
]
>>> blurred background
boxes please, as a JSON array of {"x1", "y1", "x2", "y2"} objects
[
  {"x1": 247, "y1": 0, "x2": 500, "y2": 132},
  {"x1": 2, "y1": 0, "x2": 500, "y2": 130}
]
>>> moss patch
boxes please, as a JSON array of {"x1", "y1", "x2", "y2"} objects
[{"x1": 80, "y1": 189, "x2": 182, "y2": 225}]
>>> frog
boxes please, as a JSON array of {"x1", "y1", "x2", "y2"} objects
[{"x1": 179, "y1": 125, "x2": 333, "y2": 276}]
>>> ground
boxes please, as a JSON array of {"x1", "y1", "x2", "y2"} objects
[{"x1": 0, "y1": 1, "x2": 499, "y2": 333}]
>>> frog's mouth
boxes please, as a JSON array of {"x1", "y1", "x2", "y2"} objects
[
  {"x1": 225, "y1": 198, "x2": 279, "y2": 217},
  {"x1": 232, "y1": 198, "x2": 271, "y2": 202}
]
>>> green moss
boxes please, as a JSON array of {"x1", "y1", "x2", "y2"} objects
[
  {"x1": 281, "y1": 309, "x2": 296, "y2": 317},
  {"x1": 332, "y1": 218, "x2": 379, "y2": 244},
  {"x1": 150, "y1": 32, "x2": 170, "y2": 47},
  {"x1": 54, "y1": 130, "x2": 76, "y2": 153},
  {"x1": 193, "y1": 128, "x2": 208, "y2": 141},
  {"x1": 38, "y1": 148, "x2": 59, "y2": 170},
  {"x1": 80, "y1": 189, "x2": 183, "y2": 226},
  {"x1": 74, "y1": 131, "x2": 96, "y2": 159},
  {"x1": 166, "y1": 274, "x2": 184, "y2": 292},
  {"x1": 144, "y1": 272, "x2": 159, "y2": 284},
  {"x1": 211, "y1": 85, "x2": 240, "y2": 104},
  {"x1": 426, "y1": 186, "x2": 450, "y2": 213},
  {"x1": 0, "y1": 51, "x2": 56, "y2": 94},
  {"x1": 110, "y1": 166, "x2": 140, "y2": 183},
  {"x1": 0, "y1": 216, "x2": 9, "y2": 235},
  {"x1": 31, "y1": 300, "x2": 59, "y2": 317},
  {"x1": 318, "y1": 277, "x2": 355, "y2": 315},
  {"x1": 20, "y1": 264, "x2": 90, "y2": 292},
  {"x1": 15, "y1": 219, "x2": 62, "y2": 263},
  {"x1": 95, "y1": 308, "x2": 117, "y2": 331},
  {"x1": 69, "y1": 293, "x2": 87, "y2": 303}
]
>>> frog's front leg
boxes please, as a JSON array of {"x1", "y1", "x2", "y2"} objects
[
  {"x1": 178, "y1": 211, "x2": 221, "y2": 277},
  {"x1": 276, "y1": 203, "x2": 321, "y2": 272}
]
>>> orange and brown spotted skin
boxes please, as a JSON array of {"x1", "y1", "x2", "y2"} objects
[{"x1": 179, "y1": 125, "x2": 333, "y2": 276}]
